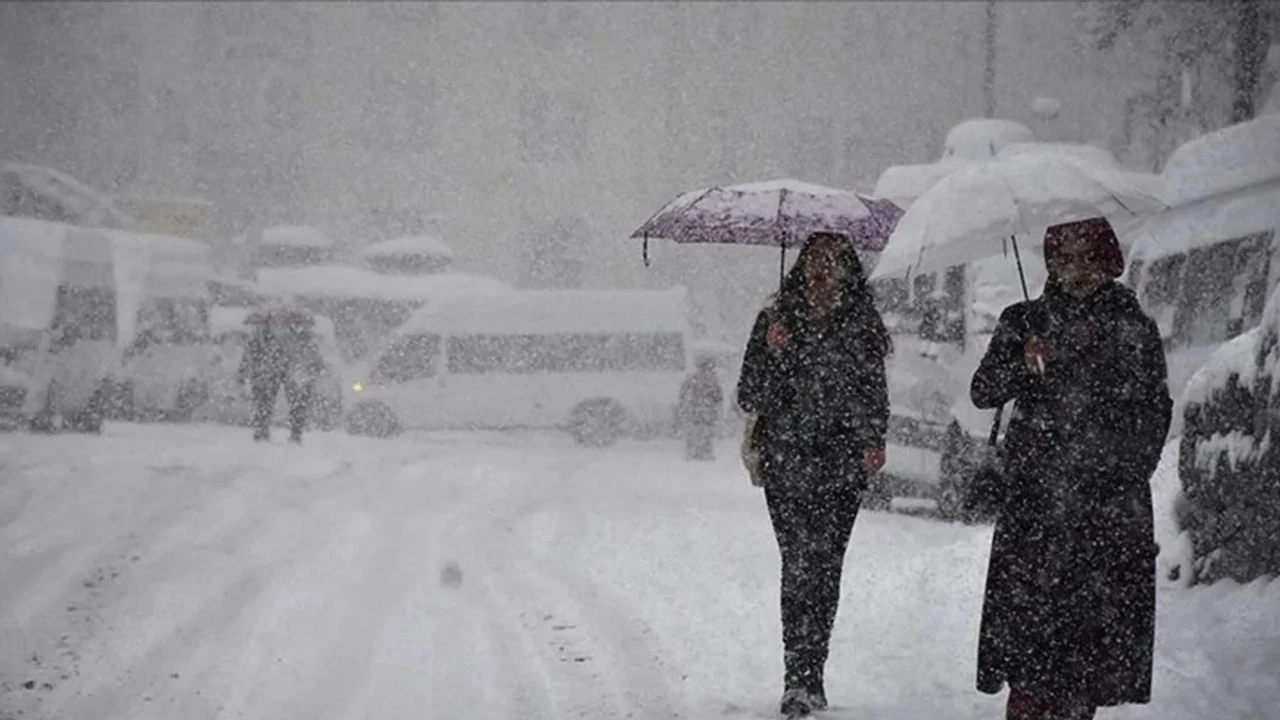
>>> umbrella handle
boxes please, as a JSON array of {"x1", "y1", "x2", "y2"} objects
[
  {"x1": 643, "y1": 234, "x2": 650, "y2": 268},
  {"x1": 1011, "y1": 235, "x2": 1030, "y2": 301}
]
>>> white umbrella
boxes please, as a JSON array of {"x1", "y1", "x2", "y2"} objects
[{"x1": 870, "y1": 153, "x2": 1166, "y2": 298}]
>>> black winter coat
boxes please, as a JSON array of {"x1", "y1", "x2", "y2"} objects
[
  {"x1": 239, "y1": 320, "x2": 326, "y2": 389},
  {"x1": 736, "y1": 298, "x2": 889, "y2": 492},
  {"x1": 970, "y1": 281, "x2": 1172, "y2": 706}
]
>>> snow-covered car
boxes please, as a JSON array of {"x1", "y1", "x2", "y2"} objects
[{"x1": 192, "y1": 306, "x2": 345, "y2": 431}]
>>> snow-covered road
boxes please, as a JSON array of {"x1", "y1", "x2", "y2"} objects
[{"x1": 1, "y1": 425, "x2": 1277, "y2": 720}]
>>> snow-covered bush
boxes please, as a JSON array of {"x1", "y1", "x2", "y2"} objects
[{"x1": 1178, "y1": 284, "x2": 1280, "y2": 584}]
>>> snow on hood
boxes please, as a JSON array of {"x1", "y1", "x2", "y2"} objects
[
  {"x1": 1162, "y1": 113, "x2": 1280, "y2": 208},
  {"x1": 359, "y1": 235, "x2": 454, "y2": 259},
  {"x1": 261, "y1": 225, "x2": 334, "y2": 249},
  {"x1": 255, "y1": 264, "x2": 513, "y2": 302},
  {"x1": 941, "y1": 118, "x2": 1035, "y2": 161}
]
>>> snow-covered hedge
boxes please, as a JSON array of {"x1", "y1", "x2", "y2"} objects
[{"x1": 1177, "y1": 284, "x2": 1280, "y2": 584}]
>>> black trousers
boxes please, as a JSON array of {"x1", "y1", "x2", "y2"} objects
[
  {"x1": 764, "y1": 482, "x2": 862, "y2": 691},
  {"x1": 251, "y1": 374, "x2": 312, "y2": 440}
]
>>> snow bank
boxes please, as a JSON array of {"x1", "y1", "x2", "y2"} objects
[
  {"x1": 1151, "y1": 441, "x2": 1193, "y2": 588},
  {"x1": 255, "y1": 264, "x2": 512, "y2": 302},
  {"x1": 1162, "y1": 113, "x2": 1280, "y2": 208}
]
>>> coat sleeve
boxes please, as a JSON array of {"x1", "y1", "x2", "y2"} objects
[
  {"x1": 735, "y1": 308, "x2": 774, "y2": 415},
  {"x1": 1112, "y1": 313, "x2": 1173, "y2": 483},
  {"x1": 845, "y1": 340, "x2": 889, "y2": 451},
  {"x1": 970, "y1": 303, "x2": 1036, "y2": 409}
]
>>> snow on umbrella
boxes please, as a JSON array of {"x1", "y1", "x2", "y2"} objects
[
  {"x1": 869, "y1": 152, "x2": 1166, "y2": 299},
  {"x1": 631, "y1": 178, "x2": 903, "y2": 284}
]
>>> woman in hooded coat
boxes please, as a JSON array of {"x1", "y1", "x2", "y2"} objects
[
  {"x1": 969, "y1": 217, "x2": 1172, "y2": 720},
  {"x1": 736, "y1": 232, "x2": 891, "y2": 717}
]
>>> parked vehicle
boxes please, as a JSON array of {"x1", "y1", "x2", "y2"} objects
[
  {"x1": 346, "y1": 288, "x2": 692, "y2": 444},
  {"x1": 0, "y1": 217, "x2": 120, "y2": 433}
]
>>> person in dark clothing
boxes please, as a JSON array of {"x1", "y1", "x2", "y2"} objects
[
  {"x1": 678, "y1": 356, "x2": 724, "y2": 461},
  {"x1": 238, "y1": 305, "x2": 326, "y2": 443},
  {"x1": 736, "y1": 232, "x2": 891, "y2": 717},
  {"x1": 969, "y1": 217, "x2": 1172, "y2": 720}
]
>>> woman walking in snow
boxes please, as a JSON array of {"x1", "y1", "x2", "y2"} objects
[
  {"x1": 969, "y1": 217, "x2": 1172, "y2": 720},
  {"x1": 736, "y1": 231, "x2": 890, "y2": 717}
]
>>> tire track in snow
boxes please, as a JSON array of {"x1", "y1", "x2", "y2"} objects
[
  {"x1": 14, "y1": 452, "x2": 378, "y2": 720},
  {"x1": 456, "y1": 449, "x2": 689, "y2": 719}
]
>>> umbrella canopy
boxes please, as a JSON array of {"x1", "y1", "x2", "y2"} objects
[
  {"x1": 870, "y1": 153, "x2": 1166, "y2": 283},
  {"x1": 632, "y1": 179, "x2": 903, "y2": 252}
]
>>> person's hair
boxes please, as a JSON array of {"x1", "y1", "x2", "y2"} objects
[
  {"x1": 1043, "y1": 216, "x2": 1124, "y2": 279},
  {"x1": 776, "y1": 232, "x2": 892, "y2": 358}
]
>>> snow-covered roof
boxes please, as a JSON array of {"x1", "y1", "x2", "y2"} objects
[
  {"x1": 996, "y1": 142, "x2": 1119, "y2": 168},
  {"x1": 398, "y1": 288, "x2": 690, "y2": 337},
  {"x1": 261, "y1": 224, "x2": 334, "y2": 249},
  {"x1": 255, "y1": 264, "x2": 513, "y2": 302},
  {"x1": 1127, "y1": 177, "x2": 1280, "y2": 265},
  {"x1": 941, "y1": 118, "x2": 1035, "y2": 161},
  {"x1": 1162, "y1": 113, "x2": 1280, "y2": 208},
  {"x1": 359, "y1": 235, "x2": 454, "y2": 260},
  {"x1": 872, "y1": 158, "x2": 973, "y2": 209}
]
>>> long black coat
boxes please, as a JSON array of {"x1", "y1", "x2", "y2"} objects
[
  {"x1": 970, "y1": 281, "x2": 1171, "y2": 706},
  {"x1": 736, "y1": 298, "x2": 889, "y2": 491}
]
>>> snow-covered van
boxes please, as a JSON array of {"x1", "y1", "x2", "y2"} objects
[
  {"x1": 1126, "y1": 112, "x2": 1280, "y2": 400},
  {"x1": 0, "y1": 217, "x2": 121, "y2": 432},
  {"x1": 112, "y1": 229, "x2": 218, "y2": 421},
  {"x1": 346, "y1": 288, "x2": 693, "y2": 444}
]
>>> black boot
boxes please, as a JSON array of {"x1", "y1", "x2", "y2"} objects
[{"x1": 782, "y1": 651, "x2": 819, "y2": 716}]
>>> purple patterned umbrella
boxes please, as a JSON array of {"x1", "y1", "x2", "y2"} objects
[{"x1": 632, "y1": 178, "x2": 903, "y2": 255}]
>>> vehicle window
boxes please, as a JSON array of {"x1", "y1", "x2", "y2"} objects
[
  {"x1": 447, "y1": 333, "x2": 686, "y2": 374},
  {"x1": 135, "y1": 298, "x2": 211, "y2": 346},
  {"x1": 1234, "y1": 232, "x2": 1274, "y2": 336},
  {"x1": 51, "y1": 284, "x2": 117, "y2": 347},
  {"x1": 1173, "y1": 242, "x2": 1237, "y2": 348},
  {"x1": 1141, "y1": 254, "x2": 1186, "y2": 339},
  {"x1": 371, "y1": 333, "x2": 440, "y2": 383}
]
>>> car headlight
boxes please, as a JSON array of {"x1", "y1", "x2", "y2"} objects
[{"x1": 351, "y1": 381, "x2": 364, "y2": 393}]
